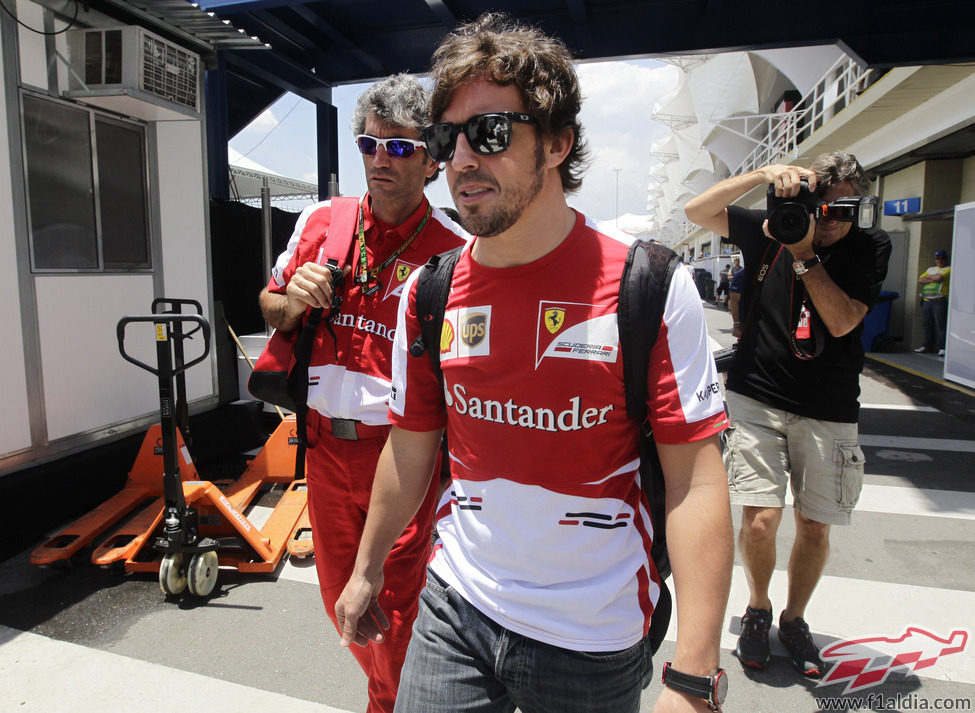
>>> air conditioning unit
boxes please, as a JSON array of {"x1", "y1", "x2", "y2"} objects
[{"x1": 65, "y1": 26, "x2": 201, "y2": 119}]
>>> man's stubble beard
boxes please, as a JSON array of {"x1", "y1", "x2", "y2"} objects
[{"x1": 456, "y1": 140, "x2": 546, "y2": 238}]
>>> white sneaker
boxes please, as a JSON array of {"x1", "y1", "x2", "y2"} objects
[
  {"x1": 938, "y1": 349, "x2": 945, "y2": 357},
  {"x1": 913, "y1": 347, "x2": 931, "y2": 354}
]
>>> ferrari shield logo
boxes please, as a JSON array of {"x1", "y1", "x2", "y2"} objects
[
  {"x1": 396, "y1": 263, "x2": 412, "y2": 282},
  {"x1": 544, "y1": 308, "x2": 565, "y2": 334}
]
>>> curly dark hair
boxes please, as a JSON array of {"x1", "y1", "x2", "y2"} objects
[
  {"x1": 429, "y1": 12, "x2": 590, "y2": 193},
  {"x1": 811, "y1": 151, "x2": 871, "y2": 196}
]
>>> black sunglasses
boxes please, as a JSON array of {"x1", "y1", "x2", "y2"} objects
[
  {"x1": 355, "y1": 134, "x2": 426, "y2": 159},
  {"x1": 421, "y1": 112, "x2": 539, "y2": 162}
]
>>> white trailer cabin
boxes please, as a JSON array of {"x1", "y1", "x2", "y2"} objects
[{"x1": 1, "y1": 2, "x2": 218, "y2": 474}]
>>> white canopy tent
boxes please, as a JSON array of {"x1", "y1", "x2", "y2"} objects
[{"x1": 227, "y1": 148, "x2": 319, "y2": 206}]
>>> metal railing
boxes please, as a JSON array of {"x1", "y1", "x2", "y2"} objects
[
  {"x1": 661, "y1": 54, "x2": 877, "y2": 250},
  {"x1": 726, "y1": 56, "x2": 876, "y2": 176},
  {"x1": 654, "y1": 54, "x2": 878, "y2": 250}
]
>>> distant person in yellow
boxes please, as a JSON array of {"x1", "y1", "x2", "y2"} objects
[{"x1": 915, "y1": 249, "x2": 950, "y2": 357}]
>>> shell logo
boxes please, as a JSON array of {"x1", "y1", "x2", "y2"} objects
[{"x1": 440, "y1": 318, "x2": 455, "y2": 354}]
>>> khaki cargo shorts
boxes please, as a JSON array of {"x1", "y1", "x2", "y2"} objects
[{"x1": 723, "y1": 392, "x2": 865, "y2": 525}]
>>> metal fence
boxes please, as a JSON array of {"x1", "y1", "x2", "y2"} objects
[
  {"x1": 656, "y1": 54, "x2": 877, "y2": 250},
  {"x1": 730, "y1": 56, "x2": 876, "y2": 176}
]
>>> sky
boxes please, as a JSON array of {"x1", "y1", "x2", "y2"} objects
[{"x1": 228, "y1": 58, "x2": 680, "y2": 232}]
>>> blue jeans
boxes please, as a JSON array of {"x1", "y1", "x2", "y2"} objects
[
  {"x1": 921, "y1": 297, "x2": 948, "y2": 350},
  {"x1": 393, "y1": 570, "x2": 653, "y2": 713}
]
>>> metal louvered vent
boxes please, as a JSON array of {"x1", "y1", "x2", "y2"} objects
[
  {"x1": 139, "y1": 31, "x2": 199, "y2": 110},
  {"x1": 66, "y1": 26, "x2": 200, "y2": 115}
]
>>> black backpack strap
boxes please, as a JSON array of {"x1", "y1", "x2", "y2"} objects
[
  {"x1": 408, "y1": 246, "x2": 463, "y2": 380},
  {"x1": 288, "y1": 307, "x2": 325, "y2": 478},
  {"x1": 619, "y1": 240, "x2": 681, "y2": 424},
  {"x1": 617, "y1": 239, "x2": 681, "y2": 655}
]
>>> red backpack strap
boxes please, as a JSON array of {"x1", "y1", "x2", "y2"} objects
[
  {"x1": 286, "y1": 196, "x2": 360, "y2": 480},
  {"x1": 317, "y1": 196, "x2": 360, "y2": 269},
  {"x1": 302, "y1": 196, "x2": 359, "y2": 351},
  {"x1": 288, "y1": 195, "x2": 360, "y2": 277}
]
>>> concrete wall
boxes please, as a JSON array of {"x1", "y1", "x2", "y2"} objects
[
  {"x1": 879, "y1": 160, "x2": 964, "y2": 351},
  {"x1": 880, "y1": 164, "x2": 924, "y2": 347},
  {"x1": 959, "y1": 155, "x2": 975, "y2": 205}
]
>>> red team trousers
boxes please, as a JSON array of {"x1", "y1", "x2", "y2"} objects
[{"x1": 305, "y1": 410, "x2": 439, "y2": 713}]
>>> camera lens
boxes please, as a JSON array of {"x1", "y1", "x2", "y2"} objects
[{"x1": 767, "y1": 204, "x2": 810, "y2": 244}]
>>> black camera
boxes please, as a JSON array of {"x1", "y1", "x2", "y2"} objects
[
  {"x1": 766, "y1": 180, "x2": 880, "y2": 244},
  {"x1": 766, "y1": 180, "x2": 823, "y2": 244}
]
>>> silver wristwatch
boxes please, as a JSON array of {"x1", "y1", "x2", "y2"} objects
[{"x1": 793, "y1": 254, "x2": 822, "y2": 276}]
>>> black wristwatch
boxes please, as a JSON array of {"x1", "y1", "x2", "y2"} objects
[
  {"x1": 661, "y1": 662, "x2": 728, "y2": 711},
  {"x1": 792, "y1": 254, "x2": 821, "y2": 276}
]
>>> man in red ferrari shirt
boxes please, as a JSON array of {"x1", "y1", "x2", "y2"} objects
[
  {"x1": 258, "y1": 73, "x2": 468, "y2": 713},
  {"x1": 335, "y1": 15, "x2": 733, "y2": 713}
]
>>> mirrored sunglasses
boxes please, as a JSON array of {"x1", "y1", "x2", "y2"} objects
[
  {"x1": 355, "y1": 135, "x2": 426, "y2": 159},
  {"x1": 421, "y1": 112, "x2": 538, "y2": 163}
]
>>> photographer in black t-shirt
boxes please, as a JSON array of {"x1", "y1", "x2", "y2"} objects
[{"x1": 685, "y1": 152, "x2": 891, "y2": 681}]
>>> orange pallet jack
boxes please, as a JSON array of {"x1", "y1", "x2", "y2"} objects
[
  {"x1": 253, "y1": 419, "x2": 312, "y2": 560},
  {"x1": 30, "y1": 299, "x2": 206, "y2": 568},
  {"x1": 227, "y1": 322, "x2": 315, "y2": 561},
  {"x1": 106, "y1": 414, "x2": 309, "y2": 582},
  {"x1": 29, "y1": 424, "x2": 200, "y2": 567},
  {"x1": 286, "y1": 505, "x2": 314, "y2": 559},
  {"x1": 102, "y1": 310, "x2": 307, "y2": 597}
]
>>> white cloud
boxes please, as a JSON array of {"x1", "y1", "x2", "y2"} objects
[
  {"x1": 577, "y1": 60, "x2": 679, "y2": 125},
  {"x1": 250, "y1": 106, "x2": 281, "y2": 131},
  {"x1": 570, "y1": 59, "x2": 680, "y2": 224},
  {"x1": 229, "y1": 60, "x2": 681, "y2": 228},
  {"x1": 230, "y1": 94, "x2": 321, "y2": 192},
  {"x1": 230, "y1": 105, "x2": 281, "y2": 149}
]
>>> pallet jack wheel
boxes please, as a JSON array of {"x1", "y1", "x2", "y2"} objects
[
  {"x1": 159, "y1": 553, "x2": 187, "y2": 596},
  {"x1": 187, "y1": 551, "x2": 219, "y2": 597}
]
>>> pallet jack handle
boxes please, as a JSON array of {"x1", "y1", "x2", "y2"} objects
[
  {"x1": 117, "y1": 313, "x2": 210, "y2": 549},
  {"x1": 151, "y1": 299, "x2": 205, "y2": 445},
  {"x1": 151, "y1": 297, "x2": 204, "y2": 319},
  {"x1": 117, "y1": 314, "x2": 210, "y2": 377}
]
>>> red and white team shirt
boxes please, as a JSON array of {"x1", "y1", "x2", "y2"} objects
[
  {"x1": 268, "y1": 194, "x2": 469, "y2": 425},
  {"x1": 389, "y1": 211, "x2": 727, "y2": 652}
]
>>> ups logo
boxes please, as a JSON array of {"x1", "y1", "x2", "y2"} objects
[{"x1": 461, "y1": 313, "x2": 487, "y2": 347}]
